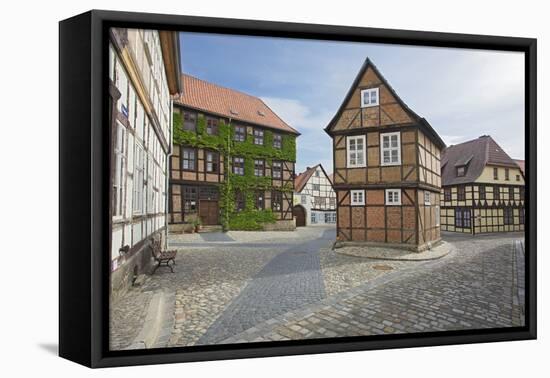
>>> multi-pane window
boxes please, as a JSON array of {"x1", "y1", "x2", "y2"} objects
[
  {"x1": 351, "y1": 190, "x2": 365, "y2": 206},
  {"x1": 516, "y1": 174, "x2": 521, "y2": 181},
  {"x1": 133, "y1": 144, "x2": 145, "y2": 214},
  {"x1": 183, "y1": 187, "x2": 197, "y2": 214},
  {"x1": 255, "y1": 190, "x2": 264, "y2": 210},
  {"x1": 424, "y1": 191, "x2": 431, "y2": 205},
  {"x1": 347, "y1": 135, "x2": 366, "y2": 168},
  {"x1": 272, "y1": 191, "x2": 282, "y2": 212},
  {"x1": 509, "y1": 187, "x2": 514, "y2": 199},
  {"x1": 457, "y1": 186, "x2": 466, "y2": 201},
  {"x1": 206, "y1": 151, "x2": 219, "y2": 173},
  {"x1": 520, "y1": 187, "x2": 525, "y2": 200},
  {"x1": 381, "y1": 132, "x2": 401, "y2": 166},
  {"x1": 254, "y1": 129, "x2": 264, "y2": 145},
  {"x1": 312, "y1": 184, "x2": 320, "y2": 191},
  {"x1": 181, "y1": 148, "x2": 196, "y2": 171},
  {"x1": 113, "y1": 123, "x2": 126, "y2": 218},
  {"x1": 457, "y1": 166, "x2": 466, "y2": 177},
  {"x1": 254, "y1": 159, "x2": 265, "y2": 176},
  {"x1": 235, "y1": 190, "x2": 245, "y2": 212},
  {"x1": 493, "y1": 167, "x2": 499, "y2": 180},
  {"x1": 272, "y1": 161, "x2": 282, "y2": 179},
  {"x1": 301, "y1": 194, "x2": 307, "y2": 205},
  {"x1": 504, "y1": 208, "x2": 514, "y2": 225},
  {"x1": 206, "y1": 118, "x2": 218, "y2": 135},
  {"x1": 455, "y1": 208, "x2": 471, "y2": 228},
  {"x1": 385, "y1": 189, "x2": 401, "y2": 205},
  {"x1": 183, "y1": 111, "x2": 196, "y2": 131},
  {"x1": 234, "y1": 125, "x2": 246, "y2": 142},
  {"x1": 494, "y1": 186, "x2": 500, "y2": 200},
  {"x1": 273, "y1": 134, "x2": 282, "y2": 149},
  {"x1": 360, "y1": 87, "x2": 379, "y2": 107},
  {"x1": 314, "y1": 196, "x2": 323, "y2": 207},
  {"x1": 324, "y1": 212, "x2": 336, "y2": 224},
  {"x1": 315, "y1": 170, "x2": 320, "y2": 177},
  {"x1": 519, "y1": 208, "x2": 525, "y2": 224},
  {"x1": 233, "y1": 157, "x2": 244, "y2": 175},
  {"x1": 329, "y1": 197, "x2": 336, "y2": 207},
  {"x1": 479, "y1": 186, "x2": 486, "y2": 200},
  {"x1": 505, "y1": 168, "x2": 510, "y2": 181},
  {"x1": 311, "y1": 212, "x2": 317, "y2": 224},
  {"x1": 444, "y1": 188, "x2": 451, "y2": 201}
]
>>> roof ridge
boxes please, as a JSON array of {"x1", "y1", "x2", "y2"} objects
[{"x1": 182, "y1": 73, "x2": 262, "y2": 102}]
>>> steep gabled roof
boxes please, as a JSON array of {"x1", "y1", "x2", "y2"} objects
[
  {"x1": 175, "y1": 74, "x2": 300, "y2": 135},
  {"x1": 324, "y1": 58, "x2": 445, "y2": 149},
  {"x1": 442, "y1": 135, "x2": 518, "y2": 186},
  {"x1": 294, "y1": 164, "x2": 332, "y2": 193}
]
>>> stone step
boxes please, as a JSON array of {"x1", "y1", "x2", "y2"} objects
[{"x1": 198, "y1": 225, "x2": 223, "y2": 233}]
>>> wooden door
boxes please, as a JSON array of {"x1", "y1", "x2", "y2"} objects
[
  {"x1": 200, "y1": 200, "x2": 219, "y2": 225},
  {"x1": 293, "y1": 205, "x2": 306, "y2": 227}
]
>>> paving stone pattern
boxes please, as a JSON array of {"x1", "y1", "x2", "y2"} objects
[
  {"x1": 197, "y1": 229, "x2": 335, "y2": 344},
  {"x1": 222, "y1": 234, "x2": 525, "y2": 343}
]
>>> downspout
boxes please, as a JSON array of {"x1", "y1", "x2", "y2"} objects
[
  {"x1": 224, "y1": 117, "x2": 232, "y2": 232},
  {"x1": 165, "y1": 99, "x2": 173, "y2": 249}
]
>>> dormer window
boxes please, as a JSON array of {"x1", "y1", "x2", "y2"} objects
[
  {"x1": 360, "y1": 88, "x2": 379, "y2": 108},
  {"x1": 457, "y1": 166, "x2": 466, "y2": 177}
]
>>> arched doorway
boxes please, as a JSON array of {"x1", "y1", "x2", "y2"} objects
[{"x1": 293, "y1": 205, "x2": 306, "y2": 227}]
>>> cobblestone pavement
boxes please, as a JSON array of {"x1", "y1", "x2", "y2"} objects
[
  {"x1": 111, "y1": 228, "x2": 525, "y2": 349},
  {"x1": 109, "y1": 289, "x2": 154, "y2": 350},
  {"x1": 221, "y1": 233, "x2": 525, "y2": 343},
  {"x1": 197, "y1": 228, "x2": 335, "y2": 345}
]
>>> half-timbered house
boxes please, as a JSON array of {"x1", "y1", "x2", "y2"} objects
[
  {"x1": 169, "y1": 74, "x2": 299, "y2": 231},
  {"x1": 109, "y1": 28, "x2": 181, "y2": 295},
  {"x1": 293, "y1": 164, "x2": 337, "y2": 227},
  {"x1": 325, "y1": 58, "x2": 446, "y2": 251},
  {"x1": 440, "y1": 136, "x2": 525, "y2": 234}
]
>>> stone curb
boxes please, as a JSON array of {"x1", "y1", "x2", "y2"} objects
[
  {"x1": 127, "y1": 289, "x2": 175, "y2": 349},
  {"x1": 335, "y1": 241, "x2": 453, "y2": 261},
  {"x1": 219, "y1": 246, "x2": 457, "y2": 344}
]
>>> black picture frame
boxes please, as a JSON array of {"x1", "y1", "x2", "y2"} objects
[{"x1": 59, "y1": 9, "x2": 537, "y2": 368}]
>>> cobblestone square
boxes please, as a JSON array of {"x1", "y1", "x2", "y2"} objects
[{"x1": 110, "y1": 227, "x2": 525, "y2": 349}]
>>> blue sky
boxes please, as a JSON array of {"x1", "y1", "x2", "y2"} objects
[{"x1": 179, "y1": 32, "x2": 525, "y2": 174}]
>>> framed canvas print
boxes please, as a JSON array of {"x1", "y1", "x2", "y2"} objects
[{"x1": 59, "y1": 10, "x2": 537, "y2": 368}]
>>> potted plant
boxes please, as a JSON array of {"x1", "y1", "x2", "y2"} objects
[{"x1": 194, "y1": 218, "x2": 202, "y2": 233}]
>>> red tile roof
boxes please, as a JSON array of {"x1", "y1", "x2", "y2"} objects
[
  {"x1": 294, "y1": 164, "x2": 333, "y2": 193},
  {"x1": 295, "y1": 166, "x2": 318, "y2": 193},
  {"x1": 175, "y1": 74, "x2": 299, "y2": 135}
]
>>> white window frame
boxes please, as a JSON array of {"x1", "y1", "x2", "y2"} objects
[
  {"x1": 385, "y1": 189, "x2": 402, "y2": 205},
  {"x1": 435, "y1": 206, "x2": 440, "y2": 226},
  {"x1": 113, "y1": 122, "x2": 126, "y2": 219},
  {"x1": 424, "y1": 191, "x2": 431, "y2": 205},
  {"x1": 133, "y1": 143, "x2": 145, "y2": 214},
  {"x1": 360, "y1": 87, "x2": 379, "y2": 108},
  {"x1": 380, "y1": 132, "x2": 401, "y2": 166},
  {"x1": 350, "y1": 190, "x2": 365, "y2": 206},
  {"x1": 347, "y1": 135, "x2": 366, "y2": 168}
]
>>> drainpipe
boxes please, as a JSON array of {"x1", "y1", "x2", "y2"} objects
[
  {"x1": 224, "y1": 117, "x2": 232, "y2": 232},
  {"x1": 165, "y1": 99, "x2": 173, "y2": 249}
]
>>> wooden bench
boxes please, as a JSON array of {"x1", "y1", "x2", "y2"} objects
[{"x1": 150, "y1": 237, "x2": 177, "y2": 273}]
